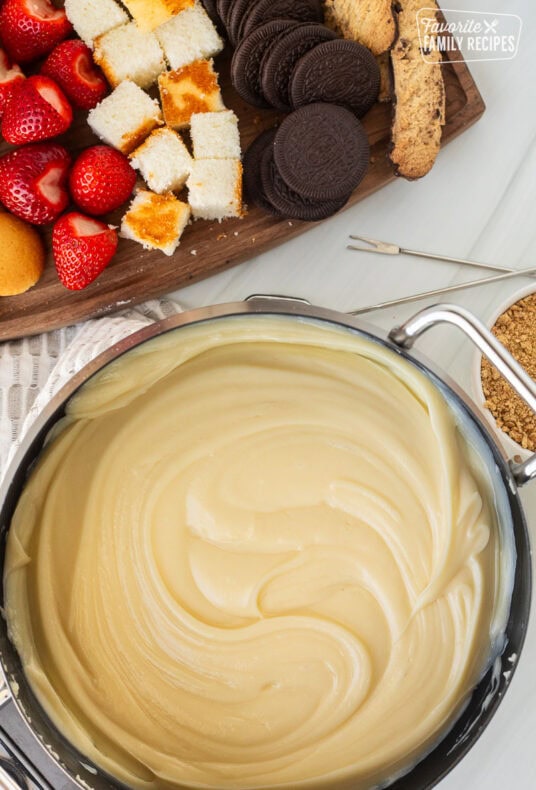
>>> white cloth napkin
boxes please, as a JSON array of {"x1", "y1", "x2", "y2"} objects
[{"x1": 0, "y1": 298, "x2": 183, "y2": 479}]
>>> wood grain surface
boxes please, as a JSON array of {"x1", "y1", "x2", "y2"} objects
[{"x1": 0, "y1": 29, "x2": 485, "y2": 341}]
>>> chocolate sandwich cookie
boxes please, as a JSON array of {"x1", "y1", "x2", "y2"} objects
[
  {"x1": 260, "y1": 142, "x2": 349, "y2": 221},
  {"x1": 273, "y1": 103, "x2": 370, "y2": 202},
  {"x1": 261, "y1": 23, "x2": 338, "y2": 111},
  {"x1": 227, "y1": 0, "x2": 253, "y2": 45},
  {"x1": 290, "y1": 39, "x2": 381, "y2": 117},
  {"x1": 231, "y1": 19, "x2": 300, "y2": 107},
  {"x1": 241, "y1": 0, "x2": 324, "y2": 41},
  {"x1": 243, "y1": 128, "x2": 282, "y2": 215},
  {"x1": 216, "y1": 0, "x2": 234, "y2": 31}
]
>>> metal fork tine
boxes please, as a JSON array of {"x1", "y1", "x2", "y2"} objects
[
  {"x1": 347, "y1": 244, "x2": 389, "y2": 254},
  {"x1": 347, "y1": 236, "x2": 401, "y2": 255},
  {"x1": 348, "y1": 234, "x2": 382, "y2": 245}
]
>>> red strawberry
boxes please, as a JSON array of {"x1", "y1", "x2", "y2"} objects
[
  {"x1": 0, "y1": 0, "x2": 72, "y2": 64},
  {"x1": 0, "y1": 142, "x2": 71, "y2": 225},
  {"x1": 69, "y1": 146, "x2": 136, "y2": 216},
  {"x1": 1, "y1": 74, "x2": 72, "y2": 144},
  {"x1": 41, "y1": 40, "x2": 108, "y2": 111},
  {"x1": 53, "y1": 212, "x2": 118, "y2": 290},
  {"x1": 0, "y1": 48, "x2": 25, "y2": 120}
]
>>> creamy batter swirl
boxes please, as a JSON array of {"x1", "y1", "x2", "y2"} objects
[{"x1": 5, "y1": 316, "x2": 502, "y2": 789}]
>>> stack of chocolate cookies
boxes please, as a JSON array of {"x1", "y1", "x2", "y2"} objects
[
  {"x1": 206, "y1": 0, "x2": 324, "y2": 44},
  {"x1": 201, "y1": 0, "x2": 380, "y2": 221},
  {"x1": 232, "y1": 21, "x2": 379, "y2": 117},
  {"x1": 244, "y1": 103, "x2": 370, "y2": 221}
]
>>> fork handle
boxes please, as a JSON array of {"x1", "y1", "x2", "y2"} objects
[{"x1": 401, "y1": 248, "x2": 516, "y2": 275}]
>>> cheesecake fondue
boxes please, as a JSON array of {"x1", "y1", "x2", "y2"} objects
[{"x1": 5, "y1": 316, "x2": 505, "y2": 789}]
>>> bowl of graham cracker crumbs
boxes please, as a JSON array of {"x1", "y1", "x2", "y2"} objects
[{"x1": 474, "y1": 284, "x2": 536, "y2": 460}]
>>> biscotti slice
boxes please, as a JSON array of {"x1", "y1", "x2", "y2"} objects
[
  {"x1": 122, "y1": 0, "x2": 195, "y2": 31},
  {"x1": 88, "y1": 81, "x2": 163, "y2": 154},
  {"x1": 121, "y1": 190, "x2": 191, "y2": 255},
  {"x1": 64, "y1": 0, "x2": 129, "y2": 49},
  {"x1": 93, "y1": 23, "x2": 166, "y2": 89},
  {"x1": 155, "y1": 2, "x2": 224, "y2": 70},
  {"x1": 130, "y1": 128, "x2": 192, "y2": 193},
  {"x1": 187, "y1": 159, "x2": 243, "y2": 221},
  {"x1": 390, "y1": 0, "x2": 445, "y2": 179},
  {"x1": 323, "y1": 0, "x2": 396, "y2": 55},
  {"x1": 159, "y1": 59, "x2": 224, "y2": 130},
  {"x1": 190, "y1": 110, "x2": 241, "y2": 160}
]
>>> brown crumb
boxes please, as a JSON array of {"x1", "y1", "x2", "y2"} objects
[
  {"x1": 481, "y1": 293, "x2": 536, "y2": 451},
  {"x1": 216, "y1": 233, "x2": 227, "y2": 241}
]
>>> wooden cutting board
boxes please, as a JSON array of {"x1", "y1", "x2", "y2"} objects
[{"x1": 0, "y1": 29, "x2": 484, "y2": 342}]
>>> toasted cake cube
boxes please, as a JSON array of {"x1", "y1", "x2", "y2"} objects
[
  {"x1": 155, "y1": 2, "x2": 223, "y2": 70},
  {"x1": 190, "y1": 110, "x2": 241, "y2": 160},
  {"x1": 187, "y1": 159, "x2": 243, "y2": 221},
  {"x1": 159, "y1": 59, "x2": 224, "y2": 130},
  {"x1": 122, "y1": 0, "x2": 195, "y2": 32},
  {"x1": 64, "y1": 0, "x2": 129, "y2": 49},
  {"x1": 88, "y1": 81, "x2": 163, "y2": 154},
  {"x1": 93, "y1": 23, "x2": 166, "y2": 89},
  {"x1": 121, "y1": 190, "x2": 191, "y2": 255},
  {"x1": 130, "y1": 128, "x2": 192, "y2": 193}
]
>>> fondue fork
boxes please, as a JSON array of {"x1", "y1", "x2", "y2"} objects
[
  {"x1": 347, "y1": 234, "x2": 521, "y2": 276},
  {"x1": 348, "y1": 265, "x2": 536, "y2": 315}
]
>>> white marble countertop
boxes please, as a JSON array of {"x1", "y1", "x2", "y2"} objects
[{"x1": 168, "y1": 0, "x2": 536, "y2": 786}]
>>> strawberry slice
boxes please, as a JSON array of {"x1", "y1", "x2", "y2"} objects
[
  {"x1": 0, "y1": 0, "x2": 73, "y2": 64},
  {"x1": 1, "y1": 74, "x2": 73, "y2": 144},
  {"x1": 41, "y1": 40, "x2": 108, "y2": 111},
  {"x1": 0, "y1": 142, "x2": 71, "y2": 225},
  {"x1": 0, "y1": 48, "x2": 25, "y2": 121},
  {"x1": 53, "y1": 212, "x2": 118, "y2": 290}
]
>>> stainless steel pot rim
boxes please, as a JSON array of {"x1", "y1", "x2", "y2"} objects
[{"x1": 3, "y1": 295, "x2": 533, "y2": 488}]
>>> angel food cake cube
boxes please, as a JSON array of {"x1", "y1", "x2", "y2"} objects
[
  {"x1": 122, "y1": 0, "x2": 195, "y2": 32},
  {"x1": 130, "y1": 128, "x2": 192, "y2": 194},
  {"x1": 121, "y1": 190, "x2": 191, "y2": 256},
  {"x1": 93, "y1": 23, "x2": 166, "y2": 89},
  {"x1": 187, "y1": 159, "x2": 243, "y2": 221},
  {"x1": 190, "y1": 110, "x2": 241, "y2": 160},
  {"x1": 155, "y1": 2, "x2": 223, "y2": 71},
  {"x1": 88, "y1": 81, "x2": 163, "y2": 154},
  {"x1": 159, "y1": 59, "x2": 224, "y2": 130},
  {"x1": 64, "y1": 0, "x2": 129, "y2": 49}
]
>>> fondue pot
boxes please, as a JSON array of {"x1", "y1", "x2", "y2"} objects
[{"x1": 0, "y1": 296, "x2": 533, "y2": 790}]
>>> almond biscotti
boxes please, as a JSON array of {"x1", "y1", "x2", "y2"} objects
[
  {"x1": 323, "y1": 0, "x2": 396, "y2": 56},
  {"x1": 389, "y1": 0, "x2": 446, "y2": 179}
]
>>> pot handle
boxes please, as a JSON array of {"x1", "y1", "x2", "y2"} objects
[
  {"x1": 0, "y1": 684, "x2": 51, "y2": 789},
  {"x1": 389, "y1": 304, "x2": 536, "y2": 487}
]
